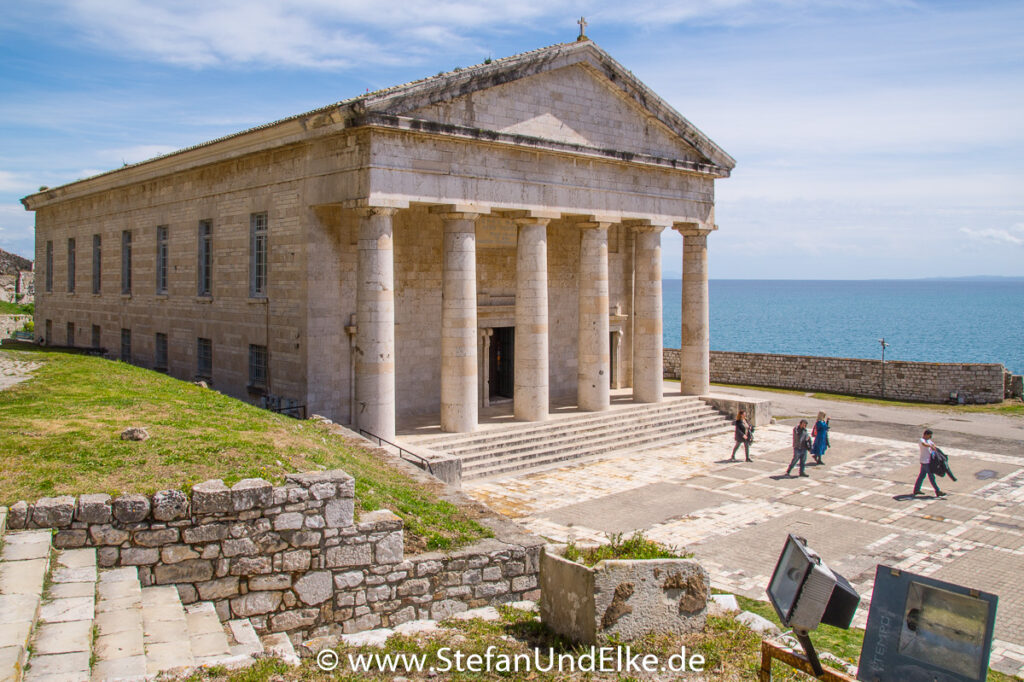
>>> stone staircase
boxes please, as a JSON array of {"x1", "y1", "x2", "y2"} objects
[
  {"x1": 0, "y1": 510, "x2": 297, "y2": 682},
  {"x1": 414, "y1": 396, "x2": 733, "y2": 480}
]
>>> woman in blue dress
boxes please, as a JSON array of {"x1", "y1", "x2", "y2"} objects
[{"x1": 811, "y1": 411, "x2": 830, "y2": 464}]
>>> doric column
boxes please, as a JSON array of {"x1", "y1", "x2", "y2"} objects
[
  {"x1": 436, "y1": 210, "x2": 480, "y2": 432},
  {"x1": 675, "y1": 223, "x2": 715, "y2": 396},
  {"x1": 355, "y1": 207, "x2": 398, "y2": 440},
  {"x1": 514, "y1": 217, "x2": 551, "y2": 422},
  {"x1": 577, "y1": 221, "x2": 611, "y2": 411},
  {"x1": 629, "y1": 223, "x2": 666, "y2": 403}
]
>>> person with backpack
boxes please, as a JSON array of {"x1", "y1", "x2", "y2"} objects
[
  {"x1": 786, "y1": 419, "x2": 812, "y2": 477},
  {"x1": 913, "y1": 429, "x2": 946, "y2": 497}
]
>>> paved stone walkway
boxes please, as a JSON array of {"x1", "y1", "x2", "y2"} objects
[
  {"x1": 467, "y1": 424, "x2": 1024, "y2": 675},
  {"x1": 0, "y1": 351, "x2": 41, "y2": 392}
]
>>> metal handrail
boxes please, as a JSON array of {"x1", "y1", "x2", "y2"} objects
[{"x1": 358, "y1": 428, "x2": 434, "y2": 475}]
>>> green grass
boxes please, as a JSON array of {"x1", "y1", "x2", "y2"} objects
[
  {"x1": 0, "y1": 300, "x2": 33, "y2": 315},
  {"x1": 562, "y1": 531, "x2": 689, "y2": 567},
  {"x1": 0, "y1": 345, "x2": 490, "y2": 551},
  {"x1": 711, "y1": 382, "x2": 1024, "y2": 416}
]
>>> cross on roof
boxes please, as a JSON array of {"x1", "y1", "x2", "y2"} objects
[{"x1": 577, "y1": 16, "x2": 588, "y2": 41}]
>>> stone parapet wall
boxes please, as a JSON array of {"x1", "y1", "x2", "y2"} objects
[
  {"x1": 4, "y1": 469, "x2": 541, "y2": 643},
  {"x1": 664, "y1": 349, "x2": 1013, "y2": 404}
]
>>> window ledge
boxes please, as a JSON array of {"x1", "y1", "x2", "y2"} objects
[
  {"x1": 120, "y1": 293, "x2": 132, "y2": 300},
  {"x1": 155, "y1": 294, "x2": 168, "y2": 300},
  {"x1": 247, "y1": 297, "x2": 268, "y2": 304},
  {"x1": 195, "y1": 296, "x2": 213, "y2": 304}
]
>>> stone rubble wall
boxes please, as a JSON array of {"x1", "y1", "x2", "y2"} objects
[
  {"x1": 4, "y1": 469, "x2": 541, "y2": 643},
  {"x1": 664, "y1": 349, "x2": 1014, "y2": 404},
  {"x1": 0, "y1": 315, "x2": 32, "y2": 338}
]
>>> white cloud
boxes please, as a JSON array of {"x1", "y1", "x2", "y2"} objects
[
  {"x1": 0, "y1": 171, "x2": 36, "y2": 193},
  {"x1": 959, "y1": 225, "x2": 1024, "y2": 247}
]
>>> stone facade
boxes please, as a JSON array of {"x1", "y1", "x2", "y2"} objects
[
  {"x1": 664, "y1": 348, "x2": 1016, "y2": 404},
  {"x1": 4, "y1": 469, "x2": 542, "y2": 642},
  {"x1": 0, "y1": 247, "x2": 33, "y2": 304},
  {"x1": 23, "y1": 40, "x2": 733, "y2": 438}
]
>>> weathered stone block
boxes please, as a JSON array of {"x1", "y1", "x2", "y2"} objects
[
  {"x1": 97, "y1": 546, "x2": 119, "y2": 567},
  {"x1": 273, "y1": 512, "x2": 304, "y2": 531},
  {"x1": 76, "y1": 493, "x2": 112, "y2": 524},
  {"x1": 134, "y1": 528, "x2": 179, "y2": 547},
  {"x1": 196, "y1": 577, "x2": 240, "y2": 600},
  {"x1": 222, "y1": 538, "x2": 258, "y2": 557},
  {"x1": 249, "y1": 574, "x2": 291, "y2": 591},
  {"x1": 54, "y1": 529, "x2": 88, "y2": 548},
  {"x1": 231, "y1": 591, "x2": 283, "y2": 617},
  {"x1": 161, "y1": 544, "x2": 200, "y2": 564},
  {"x1": 397, "y1": 578, "x2": 430, "y2": 597},
  {"x1": 231, "y1": 478, "x2": 273, "y2": 511},
  {"x1": 191, "y1": 479, "x2": 232, "y2": 514},
  {"x1": 230, "y1": 556, "x2": 272, "y2": 575},
  {"x1": 176, "y1": 583, "x2": 198, "y2": 604},
  {"x1": 285, "y1": 530, "x2": 321, "y2": 547},
  {"x1": 324, "y1": 543, "x2": 371, "y2": 568},
  {"x1": 112, "y1": 494, "x2": 151, "y2": 523},
  {"x1": 152, "y1": 489, "x2": 189, "y2": 521},
  {"x1": 324, "y1": 498, "x2": 354, "y2": 528},
  {"x1": 32, "y1": 496, "x2": 75, "y2": 527},
  {"x1": 334, "y1": 571, "x2": 364, "y2": 589},
  {"x1": 281, "y1": 549, "x2": 311, "y2": 572},
  {"x1": 294, "y1": 571, "x2": 332, "y2": 606},
  {"x1": 270, "y1": 608, "x2": 319, "y2": 632},
  {"x1": 121, "y1": 548, "x2": 160, "y2": 565},
  {"x1": 183, "y1": 522, "x2": 229, "y2": 544},
  {"x1": 357, "y1": 509, "x2": 402, "y2": 533},
  {"x1": 415, "y1": 560, "x2": 443, "y2": 577},
  {"x1": 309, "y1": 482, "x2": 336, "y2": 500},
  {"x1": 8, "y1": 500, "x2": 29, "y2": 529},
  {"x1": 374, "y1": 531, "x2": 404, "y2": 565},
  {"x1": 154, "y1": 559, "x2": 215, "y2": 584}
]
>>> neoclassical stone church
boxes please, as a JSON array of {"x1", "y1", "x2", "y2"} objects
[{"x1": 23, "y1": 39, "x2": 734, "y2": 439}]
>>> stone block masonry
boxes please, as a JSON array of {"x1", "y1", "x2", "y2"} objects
[
  {"x1": 663, "y1": 349, "x2": 1016, "y2": 404},
  {"x1": 4, "y1": 469, "x2": 542, "y2": 643}
]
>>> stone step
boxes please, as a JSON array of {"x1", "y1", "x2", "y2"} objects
[
  {"x1": 140, "y1": 585, "x2": 195, "y2": 676},
  {"x1": 417, "y1": 396, "x2": 708, "y2": 450},
  {"x1": 456, "y1": 412, "x2": 728, "y2": 465},
  {"x1": 440, "y1": 404, "x2": 721, "y2": 457},
  {"x1": 91, "y1": 567, "x2": 146, "y2": 682},
  {"x1": 226, "y1": 619, "x2": 264, "y2": 658},
  {"x1": 466, "y1": 422, "x2": 732, "y2": 480},
  {"x1": 0, "y1": 530, "x2": 53, "y2": 682},
  {"x1": 260, "y1": 633, "x2": 300, "y2": 667},
  {"x1": 184, "y1": 601, "x2": 233, "y2": 666},
  {"x1": 24, "y1": 547, "x2": 97, "y2": 682}
]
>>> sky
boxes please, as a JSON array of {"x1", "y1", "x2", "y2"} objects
[{"x1": 1, "y1": 0, "x2": 1022, "y2": 279}]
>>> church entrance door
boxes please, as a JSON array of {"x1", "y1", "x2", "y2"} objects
[{"x1": 489, "y1": 327, "x2": 514, "y2": 400}]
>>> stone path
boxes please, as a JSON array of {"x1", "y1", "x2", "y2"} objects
[
  {"x1": 466, "y1": 424, "x2": 1024, "y2": 676},
  {"x1": 0, "y1": 352, "x2": 41, "y2": 392}
]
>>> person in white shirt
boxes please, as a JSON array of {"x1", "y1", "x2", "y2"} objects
[{"x1": 912, "y1": 429, "x2": 945, "y2": 497}]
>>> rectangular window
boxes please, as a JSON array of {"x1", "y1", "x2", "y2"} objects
[
  {"x1": 248, "y1": 344, "x2": 268, "y2": 388},
  {"x1": 121, "y1": 230, "x2": 132, "y2": 295},
  {"x1": 92, "y1": 234, "x2": 101, "y2": 294},
  {"x1": 154, "y1": 332, "x2": 168, "y2": 372},
  {"x1": 45, "y1": 241, "x2": 53, "y2": 292},
  {"x1": 197, "y1": 220, "x2": 212, "y2": 296},
  {"x1": 91, "y1": 324, "x2": 100, "y2": 349},
  {"x1": 156, "y1": 225, "x2": 168, "y2": 294},
  {"x1": 67, "y1": 238, "x2": 76, "y2": 293},
  {"x1": 196, "y1": 337, "x2": 212, "y2": 380},
  {"x1": 66, "y1": 321, "x2": 75, "y2": 346},
  {"x1": 45, "y1": 319, "x2": 52, "y2": 343},
  {"x1": 120, "y1": 328, "x2": 131, "y2": 362},
  {"x1": 249, "y1": 212, "x2": 267, "y2": 297}
]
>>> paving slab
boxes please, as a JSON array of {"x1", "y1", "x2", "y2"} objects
[
  {"x1": 0, "y1": 558, "x2": 48, "y2": 595},
  {"x1": 94, "y1": 631, "x2": 145, "y2": 660},
  {"x1": 21, "y1": 651, "x2": 90, "y2": 681},
  {"x1": 38, "y1": 596, "x2": 93, "y2": 623},
  {"x1": 90, "y1": 655, "x2": 147, "y2": 681},
  {"x1": 0, "y1": 535, "x2": 51, "y2": 562},
  {"x1": 32, "y1": 620, "x2": 93, "y2": 655}
]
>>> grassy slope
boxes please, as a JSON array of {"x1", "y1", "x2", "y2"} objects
[
  {"x1": 0, "y1": 301, "x2": 33, "y2": 315},
  {"x1": 0, "y1": 345, "x2": 489, "y2": 551}
]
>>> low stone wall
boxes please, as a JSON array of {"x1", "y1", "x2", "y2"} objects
[
  {"x1": 0, "y1": 314, "x2": 31, "y2": 339},
  {"x1": 664, "y1": 348, "x2": 1015, "y2": 404},
  {"x1": 5, "y1": 469, "x2": 542, "y2": 643}
]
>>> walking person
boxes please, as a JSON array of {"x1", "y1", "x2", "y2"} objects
[
  {"x1": 811, "y1": 411, "x2": 830, "y2": 464},
  {"x1": 786, "y1": 419, "x2": 812, "y2": 477},
  {"x1": 912, "y1": 429, "x2": 946, "y2": 498},
  {"x1": 730, "y1": 409, "x2": 753, "y2": 462}
]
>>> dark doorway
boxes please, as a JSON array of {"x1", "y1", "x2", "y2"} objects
[{"x1": 490, "y1": 327, "x2": 514, "y2": 399}]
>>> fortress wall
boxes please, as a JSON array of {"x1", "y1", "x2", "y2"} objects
[
  {"x1": 5, "y1": 468, "x2": 541, "y2": 643},
  {"x1": 664, "y1": 349, "x2": 1013, "y2": 404}
]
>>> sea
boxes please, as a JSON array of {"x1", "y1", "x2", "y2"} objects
[{"x1": 662, "y1": 279, "x2": 1024, "y2": 375}]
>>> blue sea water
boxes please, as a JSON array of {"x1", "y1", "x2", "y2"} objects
[{"x1": 662, "y1": 280, "x2": 1024, "y2": 375}]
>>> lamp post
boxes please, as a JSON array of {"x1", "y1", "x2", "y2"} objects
[{"x1": 879, "y1": 338, "x2": 889, "y2": 399}]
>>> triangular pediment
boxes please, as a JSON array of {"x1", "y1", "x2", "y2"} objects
[{"x1": 360, "y1": 41, "x2": 735, "y2": 172}]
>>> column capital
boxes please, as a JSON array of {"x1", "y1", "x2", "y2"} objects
[
  {"x1": 673, "y1": 222, "x2": 717, "y2": 237},
  {"x1": 623, "y1": 218, "x2": 669, "y2": 234},
  {"x1": 355, "y1": 206, "x2": 400, "y2": 218},
  {"x1": 513, "y1": 216, "x2": 551, "y2": 228},
  {"x1": 429, "y1": 204, "x2": 490, "y2": 220},
  {"x1": 575, "y1": 220, "x2": 613, "y2": 231},
  {"x1": 499, "y1": 208, "x2": 561, "y2": 221}
]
